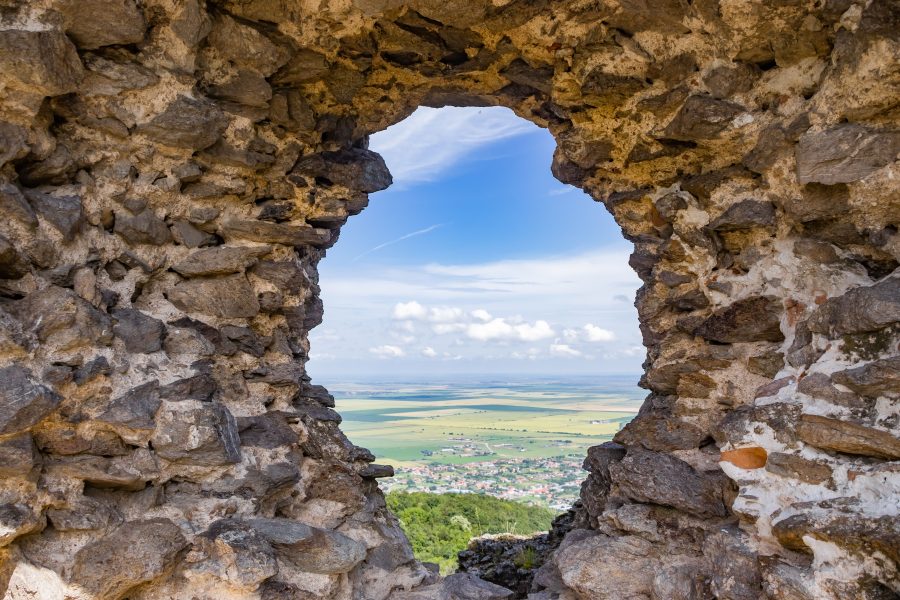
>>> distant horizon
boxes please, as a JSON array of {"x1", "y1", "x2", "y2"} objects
[{"x1": 313, "y1": 371, "x2": 644, "y2": 386}]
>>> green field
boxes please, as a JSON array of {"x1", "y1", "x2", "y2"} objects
[{"x1": 330, "y1": 377, "x2": 643, "y2": 467}]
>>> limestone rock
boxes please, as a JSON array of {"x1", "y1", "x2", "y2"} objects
[
  {"x1": 0, "y1": 434, "x2": 36, "y2": 477},
  {"x1": 112, "y1": 308, "x2": 166, "y2": 353},
  {"x1": 707, "y1": 200, "x2": 776, "y2": 231},
  {"x1": 830, "y1": 356, "x2": 900, "y2": 398},
  {"x1": 14, "y1": 286, "x2": 113, "y2": 351},
  {"x1": 0, "y1": 183, "x2": 38, "y2": 228},
  {"x1": 0, "y1": 366, "x2": 62, "y2": 436},
  {"x1": 0, "y1": 235, "x2": 29, "y2": 279},
  {"x1": 663, "y1": 95, "x2": 744, "y2": 141},
  {"x1": 151, "y1": 400, "x2": 242, "y2": 465},
  {"x1": 247, "y1": 517, "x2": 367, "y2": 574},
  {"x1": 46, "y1": 496, "x2": 121, "y2": 531},
  {"x1": 772, "y1": 505, "x2": 899, "y2": 565},
  {"x1": 797, "y1": 414, "x2": 900, "y2": 460},
  {"x1": 56, "y1": 0, "x2": 147, "y2": 49},
  {"x1": 693, "y1": 296, "x2": 784, "y2": 343},
  {"x1": 765, "y1": 452, "x2": 832, "y2": 485},
  {"x1": 23, "y1": 190, "x2": 84, "y2": 238},
  {"x1": 0, "y1": 123, "x2": 28, "y2": 168},
  {"x1": 71, "y1": 519, "x2": 188, "y2": 599},
  {"x1": 797, "y1": 372, "x2": 866, "y2": 408},
  {"x1": 807, "y1": 276, "x2": 900, "y2": 336},
  {"x1": 796, "y1": 125, "x2": 900, "y2": 185},
  {"x1": 172, "y1": 245, "x2": 272, "y2": 277},
  {"x1": 0, "y1": 30, "x2": 84, "y2": 95},
  {"x1": 114, "y1": 210, "x2": 173, "y2": 245},
  {"x1": 290, "y1": 148, "x2": 393, "y2": 193},
  {"x1": 46, "y1": 450, "x2": 158, "y2": 489},
  {"x1": 190, "y1": 519, "x2": 277, "y2": 588},
  {"x1": 392, "y1": 572, "x2": 514, "y2": 600},
  {"x1": 206, "y1": 15, "x2": 289, "y2": 75},
  {"x1": 554, "y1": 533, "x2": 654, "y2": 599},
  {"x1": 95, "y1": 381, "x2": 161, "y2": 443},
  {"x1": 220, "y1": 219, "x2": 333, "y2": 248},
  {"x1": 167, "y1": 274, "x2": 260, "y2": 319},
  {"x1": 609, "y1": 448, "x2": 729, "y2": 517},
  {"x1": 137, "y1": 95, "x2": 228, "y2": 150},
  {"x1": 0, "y1": 504, "x2": 43, "y2": 548}
]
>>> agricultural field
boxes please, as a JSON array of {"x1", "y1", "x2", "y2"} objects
[{"x1": 326, "y1": 376, "x2": 644, "y2": 509}]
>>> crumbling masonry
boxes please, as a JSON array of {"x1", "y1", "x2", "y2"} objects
[{"x1": 0, "y1": 0, "x2": 898, "y2": 598}]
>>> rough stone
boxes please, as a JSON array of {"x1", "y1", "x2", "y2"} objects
[
  {"x1": 393, "y1": 572, "x2": 514, "y2": 600},
  {"x1": 0, "y1": 30, "x2": 84, "y2": 96},
  {"x1": 14, "y1": 286, "x2": 113, "y2": 351},
  {"x1": 167, "y1": 274, "x2": 260, "y2": 318},
  {"x1": 95, "y1": 381, "x2": 161, "y2": 443},
  {"x1": 56, "y1": 0, "x2": 147, "y2": 49},
  {"x1": 707, "y1": 200, "x2": 776, "y2": 231},
  {"x1": 797, "y1": 414, "x2": 900, "y2": 460},
  {"x1": 172, "y1": 245, "x2": 272, "y2": 277},
  {"x1": 247, "y1": 518, "x2": 367, "y2": 574},
  {"x1": 220, "y1": 219, "x2": 333, "y2": 248},
  {"x1": 290, "y1": 148, "x2": 393, "y2": 193},
  {"x1": 693, "y1": 296, "x2": 784, "y2": 343},
  {"x1": 796, "y1": 125, "x2": 900, "y2": 185},
  {"x1": 71, "y1": 519, "x2": 188, "y2": 599},
  {"x1": 765, "y1": 452, "x2": 832, "y2": 485},
  {"x1": 112, "y1": 308, "x2": 166, "y2": 353},
  {"x1": 663, "y1": 95, "x2": 744, "y2": 141},
  {"x1": 0, "y1": 366, "x2": 62, "y2": 436},
  {"x1": 610, "y1": 448, "x2": 729, "y2": 517},
  {"x1": 830, "y1": 356, "x2": 900, "y2": 398},
  {"x1": 23, "y1": 190, "x2": 84, "y2": 238},
  {"x1": 114, "y1": 210, "x2": 173, "y2": 245},
  {"x1": 0, "y1": 434, "x2": 36, "y2": 478},
  {"x1": 807, "y1": 276, "x2": 900, "y2": 336},
  {"x1": 151, "y1": 400, "x2": 242, "y2": 465},
  {"x1": 137, "y1": 95, "x2": 228, "y2": 150}
]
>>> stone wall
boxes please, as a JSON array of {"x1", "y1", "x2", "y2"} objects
[{"x1": 0, "y1": 0, "x2": 897, "y2": 598}]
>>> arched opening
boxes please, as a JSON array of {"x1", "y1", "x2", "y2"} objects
[{"x1": 308, "y1": 105, "x2": 644, "y2": 578}]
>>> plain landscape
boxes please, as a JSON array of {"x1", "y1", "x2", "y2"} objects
[{"x1": 331, "y1": 376, "x2": 643, "y2": 510}]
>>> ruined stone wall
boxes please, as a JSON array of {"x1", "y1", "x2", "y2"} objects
[{"x1": 0, "y1": 0, "x2": 897, "y2": 598}]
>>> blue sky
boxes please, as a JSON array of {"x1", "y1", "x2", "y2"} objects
[{"x1": 308, "y1": 107, "x2": 643, "y2": 379}]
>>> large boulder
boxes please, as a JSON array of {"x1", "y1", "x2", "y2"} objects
[
  {"x1": 807, "y1": 276, "x2": 900, "y2": 337},
  {"x1": 70, "y1": 519, "x2": 188, "y2": 599},
  {"x1": 609, "y1": 448, "x2": 729, "y2": 517},
  {"x1": 796, "y1": 125, "x2": 900, "y2": 185},
  {"x1": 55, "y1": 0, "x2": 147, "y2": 49},
  {"x1": 137, "y1": 95, "x2": 228, "y2": 150},
  {"x1": 167, "y1": 274, "x2": 261, "y2": 319},
  {"x1": 693, "y1": 296, "x2": 784, "y2": 343},
  {"x1": 151, "y1": 400, "x2": 242, "y2": 466},
  {"x1": 0, "y1": 366, "x2": 62, "y2": 436},
  {"x1": 112, "y1": 308, "x2": 166, "y2": 353},
  {"x1": 247, "y1": 517, "x2": 367, "y2": 574},
  {"x1": 0, "y1": 30, "x2": 84, "y2": 95},
  {"x1": 290, "y1": 148, "x2": 393, "y2": 193}
]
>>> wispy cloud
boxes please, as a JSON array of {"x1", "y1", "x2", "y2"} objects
[
  {"x1": 370, "y1": 106, "x2": 538, "y2": 185},
  {"x1": 353, "y1": 224, "x2": 444, "y2": 261}
]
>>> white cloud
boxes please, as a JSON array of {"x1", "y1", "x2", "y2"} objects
[
  {"x1": 370, "y1": 106, "x2": 537, "y2": 185},
  {"x1": 393, "y1": 301, "x2": 427, "y2": 320},
  {"x1": 421, "y1": 347, "x2": 438, "y2": 358},
  {"x1": 369, "y1": 345, "x2": 405, "y2": 358},
  {"x1": 465, "y1": 318, "x2": 554, "y2": 342},
  {"x1": 583, "y1": 324, "x2": 616, "y2": 342},
  {"x1": 550, "y1": 343, "x2": 583, "y2": 358},
  {"x1": 428, "y1": 306, "x2": 463, "y2": 322},
  {"x1": 471, "y1": 309, "x2": 492, "y2": 322},
  {"x1": 562, "y1": 328, "x2": 579, "y2": 342},
  {"x1": 433, "y1": 323, "x2": 467, "y2": 335}
]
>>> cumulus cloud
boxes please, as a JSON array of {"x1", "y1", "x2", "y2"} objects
[
  {"x1": 583, "y1": 324, "x2": 616, "y2": 342},
  {"x1": 471, "y1": 309, "x2": 492, "y2": 322},
  {"x1": 429, "y1": 306, "x2": 464, "y2": 323},
  {"x1": 393, "y1": 301, "x2": 427, "y2": 320},
  {"x1": 369, "y1": 345, "x2": 405, "y2": 358},
  {"x1": 370, "y1": 106, "x2": 537, "y2": 185},
  {"x1": 421, "y1": 347, "x2": 438, "y2": 358},
  {"x1": 466, "y1": 318, "x2": 555, "y2": 342},
  {"x1": 550, "y1": 343, "x2": 583, "y2": 357}
]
